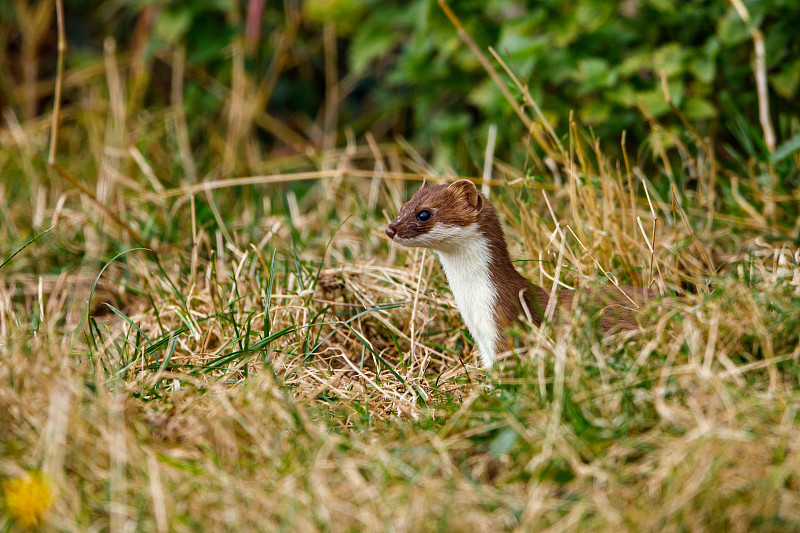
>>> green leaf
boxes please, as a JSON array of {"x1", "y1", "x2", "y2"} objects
[
  {"x1": 489, "y1": 428, "x2": 520, "y2": 457},
  {"x1": 637, "y1": 82, "x2": 682, "y2": 118},
  {"x1": 718, "y1": 9, "x2": 750, "y2": 45},
  {"x1": 468, "y1": 79, "x2": 500, "y2": 109},
  {"x1": 688, "y1": 54, "x2": 716, "y2": 84},
  {"x1": 579, "y1": 101, "x2": 611, "y2": 125},
  {"x1": 653, "y1": 43, "x2": 685, "y2": 77},
  {"x1": 574, "y1": 58, "x2": 617, "y2": 93},
  {"x1": 770, "y1": 133, "x2": 800, "y2": 164},
  {"x1": 497, "y1": 23, "x2": 547, "y2": 59},
  {"x1": 199, "y1": 0, "x2": 234, "y2": 11},
  {"x1": 619, "y1": 51, "x2": 650, "y2": 77},
  {"x1": 304, "y1": 0, "x2": 368, "y2": 34},
  {"x1": 646, "y1": 0, "x2": 676, "y2": 13},
  {"x1": 350, "y1": 23, "x2": 396, "y2": 75},
  {"x1": 683, "y1": 98, "x2": 717, "y2": 120},
  {"x1": 770, "y1": 61, "x2": 800, "y2": 100},
  {"x1": 155, "y1": 9, "x2": 193, "y2": 45},
  {"x1": 606, "y1": 84, "x2": 636, "y2": 106}
]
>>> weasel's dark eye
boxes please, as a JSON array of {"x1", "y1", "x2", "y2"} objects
[{"x1": 416, "y1": 210, "x2": 432, "y2": 222}]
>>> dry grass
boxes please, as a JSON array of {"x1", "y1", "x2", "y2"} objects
[{"x1": 2, "y1": 13, "x2": 800, "y2": 532}]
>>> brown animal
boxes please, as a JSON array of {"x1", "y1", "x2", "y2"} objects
[{"x1": 385, "y1": 179, "x2": 652, "y2": 368}]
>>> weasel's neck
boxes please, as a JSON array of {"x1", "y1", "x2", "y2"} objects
[
  {"x1": 479, "y1": 207, "x2": 548, "y2": 330},
  {"x1": 436, "y1": 206, "x2": 547, "y2": 368}
]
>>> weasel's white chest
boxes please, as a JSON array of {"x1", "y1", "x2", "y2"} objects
[{"x1": 436, "y1": 232, "x2": 499, "y2": 368}]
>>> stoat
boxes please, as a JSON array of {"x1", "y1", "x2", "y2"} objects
[{"x1": 385, "y1": 179, "x2": 652, "y2": 368}]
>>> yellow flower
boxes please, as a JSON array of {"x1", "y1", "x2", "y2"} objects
[{"x1": 2, "y1": 472, "x2": 53, "y2": 529}]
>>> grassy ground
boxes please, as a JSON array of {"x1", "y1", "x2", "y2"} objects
[{"x1": 3, "y1": 32, "x2": 800, "y2": 533}]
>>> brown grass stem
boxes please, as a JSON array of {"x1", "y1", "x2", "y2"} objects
[
  {"x1": 488, "y1": 46, "x2": 564, "y2": 158},
  {"x1": 437, "y1": 1, "x2": 534, "y2": 133}
]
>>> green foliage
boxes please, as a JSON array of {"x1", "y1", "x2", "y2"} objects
[
  {"x1": 447, "y1": 2, "x2": 787, "y2": 157},
  {"x1": 331, "y1": 0, "x2": 800, "y2": 166},
  {"x1": 5, "y1": 0, "x2": 798, "y2": 173}
]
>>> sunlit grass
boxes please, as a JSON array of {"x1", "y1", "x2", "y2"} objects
[{"x1": 2, "y1": 41, "x2": 800, "y2": 533}]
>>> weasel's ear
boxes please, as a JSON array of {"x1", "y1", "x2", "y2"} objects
[{"x1": 448, "y1": 179, "x2": 483, "y2": 211}]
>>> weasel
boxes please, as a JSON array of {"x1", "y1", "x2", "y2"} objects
[{"x1": 385, "y1": 179, "x2": 652, "y2": 368}]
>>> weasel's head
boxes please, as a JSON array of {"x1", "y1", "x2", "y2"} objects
[{"x1": 385, "y1": 179, "x2": 485, "y2": 252}]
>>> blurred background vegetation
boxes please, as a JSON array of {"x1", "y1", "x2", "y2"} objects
[{"x1": 2, "y1": 0, "x2": 799, "y2": 176}]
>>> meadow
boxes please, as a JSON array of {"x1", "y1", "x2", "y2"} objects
[{"x1": 2, "y1": 1, "x2": 800, "y2": 531}]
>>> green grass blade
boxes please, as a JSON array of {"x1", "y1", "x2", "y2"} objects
[
  {"x1": 88, "y1": 248, "x2": 150, "y2": 314},
  {"x1": 143, "y1": 326, "x2": 188, "y2": 357},
  {"x1": 310, "y1": 303, "x2": 402, "y2": 355},
  {"x1": 203, "y1": 303, "x2": 401, "y2": 372},
  {"x1": 770, "y1": 132, "x2": 800, "y2": 164},
  {"x1": 158, "y1": 335, "x2": 179, "y2": 374},
  {"x1": 0, "y1": 226, "x2": 53, "y2": 271},
  {"x1": 264, "y1": 249, "x2": 276, "y2": 338},
  {"x1": 310, "y1": 214, "x2": 352, "y2": 293},
  {"x1": 103, "y1": 303, "x2": 153, "y2": 347}
]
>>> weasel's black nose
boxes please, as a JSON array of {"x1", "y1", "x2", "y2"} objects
[{"x1": 385, "y1": 226, "x2": 396, "y2": 239}]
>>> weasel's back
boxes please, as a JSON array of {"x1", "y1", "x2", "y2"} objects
[{"x1": 555, "y1": 285, "x2": 655, "y2": 334}]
